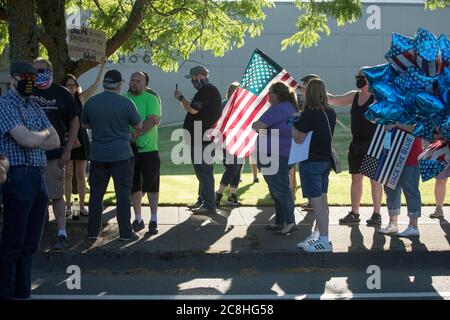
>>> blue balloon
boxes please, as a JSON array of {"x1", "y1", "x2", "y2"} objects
[
  {"x1": 415, "y1": 28, "x2": 439, "y2": 63},
  {"x1": 415, "y1": 92, "x2": 445, "y2": 116},
  {"x1": 439, "y1": 34, "x2": 450, "y2": 66},
  {"x1": 438, "y1": 67, "x2": 450, "y2": 106},
  {"x1": 385, "y1": 33, "x2": 416, "y2": 73},
  {"x1": 413, "y1": 117, "x2": 437, "y2": 141},
  {"x1": 372, "y1": 83, "x2": 401, "y2": 103},
  {"x1": 439, "y1": 113, "x2": 450, "y2": 140},
  {"x1": 419, "y1": 159, "x2": 447, "y2": 182},
  {"x1": 394, "y1": 67, "x2": 436, "y2": 93},
  {"x1": 366, "y1": 101, "x2": 409, "y2": 125},
  {"x1": 363, "y1": 64, "x2": 397, "y2": 88}
]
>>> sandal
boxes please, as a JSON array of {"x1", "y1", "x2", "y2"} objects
[
  {"x1": 80, "y1": 208, "x2": 89, "y2": 217},
  {"x1": 65, "y1": 207, "x2": 71, "y2": 217}
]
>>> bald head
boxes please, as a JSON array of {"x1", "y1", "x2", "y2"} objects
[{"x1": 129, "y1": 72, "x2": 146, "y2": 95}]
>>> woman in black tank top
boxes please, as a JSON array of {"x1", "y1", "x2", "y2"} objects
[{"x1": 327, "y1": 68, "x2": 383, "y2": 227}]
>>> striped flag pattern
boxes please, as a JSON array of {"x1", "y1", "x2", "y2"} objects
[
  {"x1": 208, "y1": 49, "x2": 297, "y2": 158},
  {"x1": 359, "y1": 125, "x2": 416, "y2": 190},
  {"x1": 385, "y1": 33, "x2": 418, "y2": 73}
]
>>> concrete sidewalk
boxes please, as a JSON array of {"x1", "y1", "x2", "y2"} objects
[{"x1": 41, "y1": 206, "x2": 450, "y2": 256}]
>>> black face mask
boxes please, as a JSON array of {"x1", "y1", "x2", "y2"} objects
[
  {"x1": 356, "y1": 78, "x2": 367, "y2": 89},
  {"x1": 15, "y1": 79, "x2": 35, "y2": 97},
  {"x1": 191, "y1": 78, "x2": 209, "y2": 90}
]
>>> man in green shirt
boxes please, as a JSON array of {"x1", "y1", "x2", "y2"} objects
[{"x1": 125, "y1": 72, "x2": 161, "y2": 235}]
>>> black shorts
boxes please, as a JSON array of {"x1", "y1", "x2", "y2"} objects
[
  {"x1": 348, "y1": 141, "x2": 370, "y2": 174},
  {"x1": 132, "y1": 151, "x2": 160, "y2": 193}
]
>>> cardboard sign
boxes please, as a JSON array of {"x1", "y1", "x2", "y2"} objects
[{"x1": 67, "y1": 28, "x2": 106, "y2": 63}]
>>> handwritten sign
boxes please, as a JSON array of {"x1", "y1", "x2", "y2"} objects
[{"x1": 67, "y1": 28, "x2": 106, "y2": 63}]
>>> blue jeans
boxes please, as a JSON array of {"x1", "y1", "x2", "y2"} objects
[
  {"x1": 0, "y1": 166, "x2": 49, "y2": 299},
  {"x1": 261, "y1": 156, "x2": 295, "y2": 225},
  {"x1": 220, "y1": 153, "x2": 243, "y2": 188},
  {"x1": 88, "y1": 159, "x2": 134, "y2": 239},
  {"x1": 191, "y1": 144, "x2": 216, "y2": 210},
  {"x1": 384, "y1": 165, "x2": 421, "y2": 218}
]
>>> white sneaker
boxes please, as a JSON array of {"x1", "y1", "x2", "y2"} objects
[
  {"x1": 303, "y1": 239, "x2": 333, "y2": 253},
  {"x1": 397, "y1": 226, "x2": 420, "y2": 238},
  {"x1": 377, "y1": 224, "x2": 398, "y2": 235},
  {"x1": 297, "y1": 234, "x2": 319, "y2": 250}
]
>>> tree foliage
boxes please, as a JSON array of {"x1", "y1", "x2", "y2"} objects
[{"x1": 0, "y1": 0, "x2": 448, "y2": 78}]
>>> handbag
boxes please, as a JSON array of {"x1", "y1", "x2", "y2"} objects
[{"x1": 323, "y1": 111, "x2": 342, "y2": 174}]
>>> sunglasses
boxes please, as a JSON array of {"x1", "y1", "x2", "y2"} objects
[
  {"x1": 37, "y1": 68, "x2": 50, "y2": 73},
  {"x1": 355, "y1": 75, "x2": 366, "y2": 80}
]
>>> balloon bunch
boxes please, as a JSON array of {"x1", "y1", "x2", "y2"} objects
[{"x1": 363, "y1": 28, "x2": 450, "y2": 181}]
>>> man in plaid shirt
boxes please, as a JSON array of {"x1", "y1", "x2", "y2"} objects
[{"x1": 0, "y1": 61, "x2": 60, "y2": 300}]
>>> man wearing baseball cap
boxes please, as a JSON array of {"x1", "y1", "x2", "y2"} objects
[
  {"x1": 0, "y1": 61, "x2": 60, "y2": 299},
  {"x1": 174, "y1": 65, "x2": 222, "y2": 215},
  {"x1": 81, "y1": 69, "x2": 143, "y2": 241}
]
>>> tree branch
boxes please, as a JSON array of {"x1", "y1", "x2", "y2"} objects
[{"x1": 71, "y1": 0, "x2": 147, "y2": 77}]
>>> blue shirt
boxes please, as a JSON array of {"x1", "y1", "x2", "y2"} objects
[
  {"x1": 81, "y1": 91, "x2": 141, "y2": 162},
  {"x1": 0, "y1": 90, "x2": 52, "y2": 167}
]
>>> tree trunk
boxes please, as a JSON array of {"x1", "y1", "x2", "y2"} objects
[
  {"x1": 7, "y1": 0, "x2": 39, "y2": 62},
  {"x1": 36, "y1": 0, "x2": 70, "y2": 83}
]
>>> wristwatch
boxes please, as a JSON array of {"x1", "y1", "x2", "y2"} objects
[{"x1": 178, "y1": 95, "x2": 184, "y2": 102}]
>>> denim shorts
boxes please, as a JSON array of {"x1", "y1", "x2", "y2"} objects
[{"x1": 298, "y1": 160, "x2": 332, "y2": 199}]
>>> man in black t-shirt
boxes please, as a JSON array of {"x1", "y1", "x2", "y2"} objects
[
  {"x1": 174, "y1": 65, "x2": 222, "y2": 214},
  {"x1": 32, "y1": 58, "x2": 79, "y2": 251}
]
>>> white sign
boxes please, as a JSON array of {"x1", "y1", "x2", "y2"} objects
[{"x1": 67, "y1": 28, "x2": 106, "y2": 63}]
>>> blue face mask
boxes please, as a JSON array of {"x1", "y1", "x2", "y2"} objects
[{"x1": 191, "y1": 78, "x2": 209, "y2": 90}]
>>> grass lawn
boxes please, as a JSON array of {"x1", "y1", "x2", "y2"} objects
[{"x1": 77, "y1": 114, "x2": 443, "y2": 206}]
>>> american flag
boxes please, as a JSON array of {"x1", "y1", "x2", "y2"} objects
[
  {"x1": 385, "y1": 33, "x2": 417, "y2": 73},
  {"x1": 359, "y1": 125, "x2": 415, "y2": 190},
  {"x1": 414, "y1": 28, "x2": 440, "y2": 77},
  {"x1": 208, "y1": 49, "x2": 297, "y2": 158}
]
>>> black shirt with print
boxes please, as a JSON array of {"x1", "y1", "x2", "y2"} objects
[{"x1": 32, "y1": 83, "x2": 77, "y2": 160}]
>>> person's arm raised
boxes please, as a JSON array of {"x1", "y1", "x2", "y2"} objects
[
  {"x1": 79, "y1": 56, "x2": 107, "y2": 104},
  {"x1": 327, "y1": 90, "x2": 357, "y2": 107}
]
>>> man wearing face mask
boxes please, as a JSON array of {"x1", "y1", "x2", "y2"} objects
[
  {"x1": 32, "y1": 58, "x2": 79, "y2": 251},
  {"x1": 327, "y1": 67, "x2": 383, "y2": 226},
  {"x1": 174, "y1": 65, "x2": 222, "y2": 215},
  {"x1": 0, "y1": 61, "x2": 60, "y2": 299}
]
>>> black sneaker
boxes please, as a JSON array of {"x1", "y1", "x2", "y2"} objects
[
  {"x1": 119, "y1": 232, "x2": 140, "y2": 241},
  {"x1": 191, "y1": 205, "x2": 217, "y2": 215},
  {"x1": 147, "y1": 221, "x2": 159, "y2": 235},
  {"x1": 132, "y1": 219, "x2": 145, "y2": 232},
  {"x1": 227, "y1": 193, "x2": 240, "y2": 206},
  {"x1": 53, "y1": 235, "x2": 68, "y2": 251},
  {"x1": 339, "y1": 211, "x2": 361, "y2": 224},
  {"x1": 187, "y1": 200, "x2": 203, "y2": 210},
  {"x1": 366, "y1": 212, "x2": 382, "y2": 226},
  {"x1": 216, "y1": 192, "x2": 223, "y2": 207}
]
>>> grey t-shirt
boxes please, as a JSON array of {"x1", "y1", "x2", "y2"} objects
[{"x1": 81, "y1": 91, "x2": 141, "y2": 162}]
